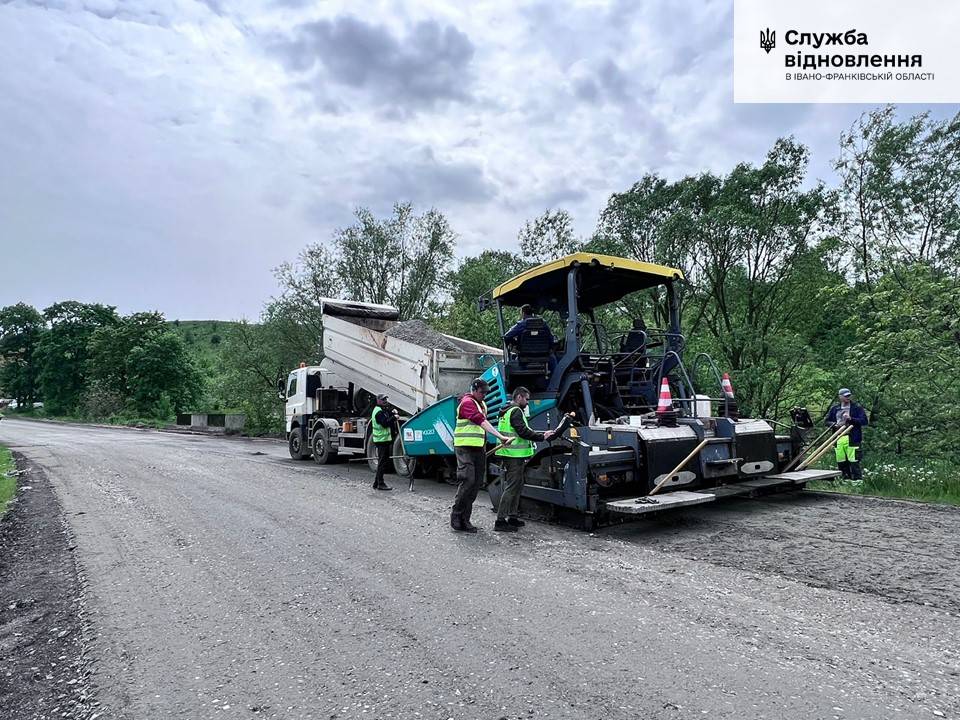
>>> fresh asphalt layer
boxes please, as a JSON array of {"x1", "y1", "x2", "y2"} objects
[{"x1": 1, "y1": 418, "x2": 958, "y2": 720}]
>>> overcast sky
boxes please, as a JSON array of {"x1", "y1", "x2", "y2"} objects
[{"x1": 1, "y1": 0, "x2": 957, "y2": 320}]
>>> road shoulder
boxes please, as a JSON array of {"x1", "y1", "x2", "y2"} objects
[{"x1": 0, "y1": 453, "x2": 100, "y2": 719}]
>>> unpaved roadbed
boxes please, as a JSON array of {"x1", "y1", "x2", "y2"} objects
[{"x1": 1, "y1": 419, "x2": 958, "y2": 720}]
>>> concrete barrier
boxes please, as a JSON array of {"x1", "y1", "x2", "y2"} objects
[{"x1": 176, "y1": 413, "x2": 246, "y2": 435}]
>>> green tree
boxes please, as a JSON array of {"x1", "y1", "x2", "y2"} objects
[
  {"x1": 0, "y1": 303, "x2": 45, "y2": 408},
  {"x1": 35, "y1": 302, "x2": 119, "y2": 415},
  {"x1": 273, "y1": 242, "x2": 341, "y2": 355},
  {"x1": 87, "y1": 312, "x2": 168, "y2": 400},
  {"x1": 437, "y1": 250, "x2": 529, "y2": 347},
  {"x1": 594, "y1": 139, "x2": 838, "y2": 417},
  {"x1": 333, "y1": 203, "x2": 456, "y2": 319},
  {"x1": 518, "y1": 209, "x2": 581, "y2": 263},
  {"x1": 833, "y1": 108, "x2": 960, "y2": 456},
  {"x1": 126, "y1": 331, "x2": 203, "y2": 416},
  {"x1": 213, "y1": 302, "x2": 319, "y2": 434}
]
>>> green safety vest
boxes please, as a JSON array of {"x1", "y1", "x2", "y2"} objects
[
  {"x1": 453, "y1": 397, "x2": 487, "y2": 448},
  {"x1": 496, "y1": 405, "x2": 536, "y2": 458},
  {"x1": 371, "y1": 406, "x2": 392, "y2": 444}
]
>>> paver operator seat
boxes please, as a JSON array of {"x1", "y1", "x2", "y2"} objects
[{"x1": 505, "y1": 315, "x2": 552, "y2": 389}]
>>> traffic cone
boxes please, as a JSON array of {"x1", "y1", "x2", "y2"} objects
[
  {"x1": 720, "y1": 372, "x2": 739, "y2": 419},
  {"x1": 656, "y1": 377, "x2": 678, "y2": 427},
  {"x1": 721, "y1": 373, "x2": 735, "y2": 398}
]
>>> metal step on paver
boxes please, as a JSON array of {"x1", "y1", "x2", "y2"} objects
[
  {"x1": 762, "y1": 469, "x2": 842, "y2": 484},
  {"x1": 605, "y1": 490, "x2": 716, "y2": 515}
]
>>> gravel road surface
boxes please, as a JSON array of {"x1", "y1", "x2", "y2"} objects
[{"x1": 1, "y1": 419, "x2": 958, "y2": 720}]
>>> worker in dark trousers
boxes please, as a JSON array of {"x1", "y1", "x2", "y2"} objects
[
  {"x1": 451, "y1": 378, "x2": 514, "y2": 533},
  {"x1": 371, "y1": 394, "x2": 399, "y2": 491},
  {"x1": 494, "y1": 386, "x2": 555, "y2": 532},
  {"x1": 825, "y1": 387, "x2": 868, "y2": 480}
]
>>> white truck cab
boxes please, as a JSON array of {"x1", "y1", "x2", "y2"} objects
[{"x1": 284, "y1": 366, "x2": 344, "y2": 433}]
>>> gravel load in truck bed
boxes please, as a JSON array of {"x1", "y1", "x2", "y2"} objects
[{"x1": 384, "y1": 319, "x2": 462, "y2": 351}]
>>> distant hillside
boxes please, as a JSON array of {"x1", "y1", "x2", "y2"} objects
[{"x1": 167, "y1": 320, "x2": 241, "y2": 368}]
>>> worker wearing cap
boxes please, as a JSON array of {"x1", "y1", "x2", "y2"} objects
[
  {"x1": 826, "y1": 388, "x2": 868, "y2": 480},
  {"x1": 494, "y1": 386, "x2": 555, "y2": 532},
  {"x1": 451, "y1": 378, "x2": 513, "y2": 533},
  {"x1": 371, "y1": 394, "x2": 399, "y2": 491}
]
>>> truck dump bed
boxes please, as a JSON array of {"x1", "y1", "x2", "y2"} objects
[{"x1": 320, "y1": 300, "x2": 502, "y2": 416}]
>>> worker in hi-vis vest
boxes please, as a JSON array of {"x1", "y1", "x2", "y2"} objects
[
  {"x1": 494, "y1": 386, "x2": 556, "y2": 532},
  {"x1": 370, "y1": 394, "x2": 399, "y2": 491},
  {"x1": 825, "y1": 387, "x2": 868, "y2": 481},
  {"x1": 450, "y1": 378, "x2": 513, "y2": 533}
]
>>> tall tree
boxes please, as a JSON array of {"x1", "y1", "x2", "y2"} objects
[
  {"x1": 834, "y1": 108, "x2": 960, "y2": 455},
  {"x1": 127, "y1": 331, "x2": 203, "y2": 416},
  {"x1": 437, "y1": 250, "x2": 529, "y2": 347},
  {"x1": 836, "y1": 107, "x2": 960, "y2": 287},
  {"x1": 333, "y1": 203, "x2": 456, "y2": 319},
  {"x1": 594, "y1": 139, "x2": 837, "y2": 417},
  {"x1": 518, "y1": 209, "x2": 581, "y2": 263},
  {"x1": 87, "y1": 312, "x2": 168, "y2": 399},
  {"x1": 35, "y1": 302, "x2": 119, "y2": 415},
  {"x1": 0, "y1": 303, "x2": 45, "y2": 408}
]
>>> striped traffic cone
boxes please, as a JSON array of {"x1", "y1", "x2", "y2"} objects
[
  {"x1": 656, "y1": 377, "x2": 678, "y2": 427},
  {"x1": 720, "y1": 372, "x2": 739, "y2": 419}
]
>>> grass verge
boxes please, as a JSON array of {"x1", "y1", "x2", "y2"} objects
[
  {"x1": 0, "y1": 444, "x2": 16, "y2": 514},
  {"x1": 808, "y1": 455, "x2": 960, "y2": 505}
]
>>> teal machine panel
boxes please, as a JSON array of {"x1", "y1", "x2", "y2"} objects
[{"x1": 400, "y1": 362, "x2": 557, "y2": 457}]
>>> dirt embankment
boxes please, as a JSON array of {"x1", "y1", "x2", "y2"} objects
[{"x1": 0, "y1": 455, "x2": 100, "y2": 719}]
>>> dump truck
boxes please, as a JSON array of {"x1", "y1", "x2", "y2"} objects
[
  {"x1": 282, "y1": 299, "x2": 500, "y2": 472},
  {"x1": 286, "y1": 254, "x2": 838, "y2": 528}
]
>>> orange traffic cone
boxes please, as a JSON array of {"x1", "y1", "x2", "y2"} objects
[{"x1": 656, "y1": 377, "x2": 678, "y2": 426}]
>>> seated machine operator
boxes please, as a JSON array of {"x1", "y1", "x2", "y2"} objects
[{"x1": 503, "y1": 304, "x2": 557, "y2": 373}]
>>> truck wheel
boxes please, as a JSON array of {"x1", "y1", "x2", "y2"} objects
[
  {"x1": 392, "y1": 435, "x2": 417, "y2": 478},
  {"x1": 364, "y1": 435, "x2": 381, "y2": 474},
  {"x1": 311, "y1": 429, "x2": 334, "y2": 465},
  {"x1": 288, "y1": 430, "x2": 309, "y2": 460}
]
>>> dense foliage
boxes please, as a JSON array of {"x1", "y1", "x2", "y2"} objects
[{"x1": 0, "y1": 303, "x2": 202, "y2": 422}]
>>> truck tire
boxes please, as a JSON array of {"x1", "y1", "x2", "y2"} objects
[
  {"x1": 311, "y1": 429, "x2": 335, "y2": 465},
  {"x1": 288, "y1": 429, "x2": 309, "y2": 460},
  {"x1": 364, "y1": 434, "x2": 386, "y2": 474},
  {"x1": 392, "y1": 435, "x2": 417, "y2": 478}
]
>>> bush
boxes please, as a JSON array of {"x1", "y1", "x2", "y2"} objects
[{"x1": 82, "y1": 382, "x2": 125, "y2": 420}]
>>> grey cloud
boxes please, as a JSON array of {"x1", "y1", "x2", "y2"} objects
[
  {"x1": 361, "y1": 147, "x2": 496, "y2": 209},
  {"x1": 572, "y1": 58, "x2": 631, "y2": 105},
  {"x1": 271, "y1": 16, "x2": 475, "y2": 112},
  {"x1": 6, "y1": 0, "x2": 173, "y2": 26}
]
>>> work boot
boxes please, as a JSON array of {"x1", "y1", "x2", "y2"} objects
[
  {"x1": 849, "y1": 462, "x2": 863, "y2": 481},
  {"x1": 460, "y1": 517, "x2": 479, "y2": 533},
  {"x1": 450, "y1": 512, "x2": 463, "y2": 530},
  {"x1": 507, "y1": 517, "x2": 525, "y2": 527},
  {"x1": 494, "y1": 519, "x2": 518, "y2": 532},
  {"x1": 837, "y1": 461, "x2": 851, "y2": 479},
  {"x1": 375, "y1": 482, "x2": 393, "y2": 491}
]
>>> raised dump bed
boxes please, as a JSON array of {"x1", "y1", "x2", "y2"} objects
[{"x1": 320, "y1": 300, "x2": 501, "y2": 415}]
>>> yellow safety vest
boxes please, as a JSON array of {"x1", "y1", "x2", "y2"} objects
[
  {"x1": 496, "y1": 405, "x2": 536, "y2": 458},
  {"x1": 371, "y1": 406, "x2": 392, "y2": 444},
  {"x1": 453, "y1": 397, "x2": 487, "y2": 448}
]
